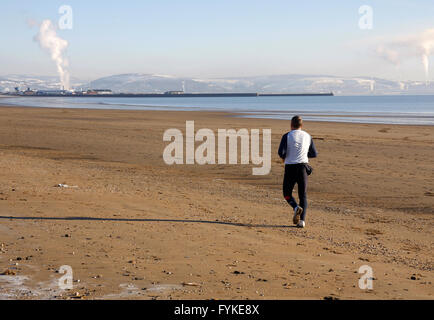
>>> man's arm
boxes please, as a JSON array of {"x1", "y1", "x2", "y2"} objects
[
  {"x1": 308, "y1": 138, "x2": 317, "y2": 158},
  {"x1": 278, "y1": 133, "x2": 288, "y2": 159}
]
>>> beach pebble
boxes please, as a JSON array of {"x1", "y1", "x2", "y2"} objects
[
  {"x1": 1, "y1": 269, "x2": 16, "y2": 275},
  {"x1": 182, "y1": 282, "x2": 201, "y2": 287},
  {"x1": 324, "y1": 296, "x2": 340, "y2": 300}
]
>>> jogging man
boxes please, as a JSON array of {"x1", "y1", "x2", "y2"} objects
[{"x1": 278, "y1": 115, "x2": 317, "y2": 228}]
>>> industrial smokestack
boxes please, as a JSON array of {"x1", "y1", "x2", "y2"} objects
[
  {"x1": 35, "y1": 20, "x2": 70, "y2": 90},
  {"x1": 376, "y1": 28, "x2": 434, "y2": 84},
  {"x1": 418, "y1": 29, "x2": 434, "y2": 85}
]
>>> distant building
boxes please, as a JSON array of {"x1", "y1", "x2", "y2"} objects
[
  {"x1": 36, "y1": 90, "x2": 67, "y2": 95},
  {"x1": 24, "y1": 87, "x2": 37, "y2": 95},
  {"x1": 164, "y1": 91, "x2": 184, "y2": 95},
  {"x1": 86, "y1": 89, "x2": 112, "y2": 95}
]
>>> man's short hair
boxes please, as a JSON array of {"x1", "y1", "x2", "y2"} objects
[{"x1": 291, "y1": 115, "x2": 303, "y2": 129}]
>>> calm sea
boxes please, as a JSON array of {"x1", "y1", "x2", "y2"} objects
[{"x1": 2, "y1": 95, "x2": 434, "y2": 125}]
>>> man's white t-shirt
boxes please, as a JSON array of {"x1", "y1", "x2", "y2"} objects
[{"x1": 284, "y1": 129, "x2": 312, "y2": 165}]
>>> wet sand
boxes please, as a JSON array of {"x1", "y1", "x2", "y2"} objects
[{"x1": 0, "y1": 105, "x2": 432, "y2": 299}]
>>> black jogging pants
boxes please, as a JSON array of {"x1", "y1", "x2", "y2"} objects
[{"x1": 283, "y1": 163, "x2": 308, "y2": 221}]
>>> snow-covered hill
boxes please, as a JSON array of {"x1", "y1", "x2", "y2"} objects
[
  {"x1": 2, "y1": 73, "x2": 434, "y2": 95},
  {"x1": 0, "y1": 74, "x2": 86, "y2": 92}
]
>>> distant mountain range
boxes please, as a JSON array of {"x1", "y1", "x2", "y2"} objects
[{"x1": 2, "y1": 73, "x2": 434, "y2": 95}]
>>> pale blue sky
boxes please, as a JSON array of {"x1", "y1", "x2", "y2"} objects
[{"x1": 1, "y1": 0, "x2": 434, "y2": 81}]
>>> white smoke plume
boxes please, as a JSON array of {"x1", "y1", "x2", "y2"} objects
[
  {"x1": 35, "y1": 20, "x2": 70, "y2": 90},
  {"x1": 420, "y1": 33, "x2": 434, "y2": 83},
  {"x1": 376, "y1": 45, "x2": 400, "y2": 66},
  {"x1": 376, "y1": 28, "x2": 434, "y2": 84}
]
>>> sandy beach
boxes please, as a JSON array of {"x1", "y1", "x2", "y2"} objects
[{"x1": 0, "y1": 105, "x2": 432, "y2": 300}]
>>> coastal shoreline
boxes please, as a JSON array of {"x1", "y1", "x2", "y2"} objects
[{"x1": 0, "y1": 101, "x2": 434, "y2": 126}]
